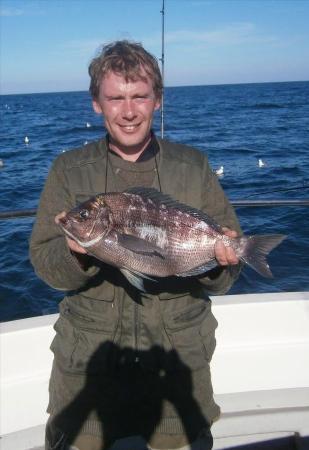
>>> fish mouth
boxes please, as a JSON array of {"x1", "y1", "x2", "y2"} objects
[
  {"x1": 59, "y1": 220, "x2": 106, "y2": 249},
  {"x1": 59, "y1": 223, "x2": 77, "y2": 241},
  {"x1": 58, "y1": 215, "x2": 69, "y2": 226},
  {"x1": 59, "y1": 225, "x2": 88, "y2": 248},
  {"x1": 58, "y1": 217, "x2": 79, "y2": 241}
]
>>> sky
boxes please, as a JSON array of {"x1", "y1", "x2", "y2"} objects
[{"x1": 1, "y1": 0, "x2": 309, "y2": 95}]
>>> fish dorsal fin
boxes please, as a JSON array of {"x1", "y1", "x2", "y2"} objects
[
  {"x1": 124, "y1": 187, "x2": 222, "y2": 230},
  {"x1": 125, "y1": 187, "x2": 178, "y2": 207},
  {"x1": 117, "y1": 232, "x2": 165, "y2": 259}
]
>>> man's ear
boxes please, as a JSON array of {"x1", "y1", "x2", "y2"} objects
[
  {"x1": 154, "y1": 97, "x2": 161, "y2": 111},
  {"x1": 92, "y1": 100, "x2": 102, "y2": 114}
]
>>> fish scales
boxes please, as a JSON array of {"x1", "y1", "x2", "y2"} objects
[
  {"x1": 59, "y1": 188, "x2": 286, "y2": 291},
  {"x1": 101, "y1": 193, "x2": 215, "y2": 275}
]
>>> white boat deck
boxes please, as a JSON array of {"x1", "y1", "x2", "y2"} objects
[{"x1": 1, "y1": 291, "x2": 309, "y2": 449}]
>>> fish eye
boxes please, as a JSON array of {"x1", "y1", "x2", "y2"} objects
[{"x1": 79, "y1": 209, "x2": 89, "y2": 219}]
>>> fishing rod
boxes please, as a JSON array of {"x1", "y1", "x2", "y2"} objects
[
  {"x1": 160, "y1": 0, "x2": 165, "y2": 139},
  {"x1": 1, "y1": 199, "x2": 308, "y2": 220}
]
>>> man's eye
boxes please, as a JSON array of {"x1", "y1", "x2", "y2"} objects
[
  {"x1": 108, "y1": 98, "x2": 123, "y2": 103},
  {"x1": 134, "y1": 96, "x2": 151, "y2": 103},
  {"x1": 79, "y1": 210, "x2": 89, "y2": 219}
]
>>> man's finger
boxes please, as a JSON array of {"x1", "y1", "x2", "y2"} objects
[
  {"x1": 225, "y1": 245, "x2": 239, "y2": 265},
  {"x1": 215, "y1": 240, "x2": 228, "y2": 265},
  {"x1": 222, "y1": 227, "x2": 238, "y2": 238},
  {"x1": 215, "y1": 240, "x2": 239, "y2": 266},
  {"x1": 55, "y1": 211, "x2": 66, "y2": 224}
]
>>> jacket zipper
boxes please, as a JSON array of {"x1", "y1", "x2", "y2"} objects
[{"x1": 134, "y1": 302, "x2": 140, "y2": 362}]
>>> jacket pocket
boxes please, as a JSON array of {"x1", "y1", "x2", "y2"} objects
[
  {"x1": 163, "y1": 300, "x2": 217, "y2": 370},
  {"x1": 50, "y1": 298, "x2": 118, "y2": 374}
]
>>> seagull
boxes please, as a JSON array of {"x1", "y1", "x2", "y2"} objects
[
  {"x1": 24, "y1": 136, "x2": 29, "y2": 144},
  {"x1": 258, "y1": 158, "x2": 265, "y2": 167},
  {"x1": 215, "y1": 166, "x2": 224, "y2": 176},
  {"x1": 0, "y1": 159, "x2": 4, "y2": 168},
  {"x1": 86, "y1": 122, "x2": 91, "y2": 128}
]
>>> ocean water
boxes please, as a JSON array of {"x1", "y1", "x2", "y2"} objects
[{"x1": 0, "y1": 81, "x2": 308, "y2": 322}]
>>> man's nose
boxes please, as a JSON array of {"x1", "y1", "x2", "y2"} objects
[{"x1": 122, "y1": 99, "x2": 136, "y2": 119}]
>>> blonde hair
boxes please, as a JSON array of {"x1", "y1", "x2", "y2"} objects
[{"x1": 88, "y1": 40, "x2": 163, "y2": 100}]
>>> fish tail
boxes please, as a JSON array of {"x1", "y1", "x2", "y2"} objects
[{"x1": 239, "y1": 234, "x2": 286, "y2": 278}]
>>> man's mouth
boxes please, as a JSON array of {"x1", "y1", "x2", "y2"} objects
[{"x1": 119, "y1": 124, "x2": 140, "y2": 132}]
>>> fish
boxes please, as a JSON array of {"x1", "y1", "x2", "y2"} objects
[{"x1": 58, "y1": 187, "x2": 286, "y2": 291}]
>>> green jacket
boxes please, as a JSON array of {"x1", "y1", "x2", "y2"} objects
[{"x1": 30, "y1": 137, "x2": 242, "y2": 436}]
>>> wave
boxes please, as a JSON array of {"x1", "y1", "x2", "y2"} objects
[
  {"x1": 249, "y1": 103, "x2": 285, "y2": 109},
  {"x1": 59, "y1": 125, "x2": 103, "y2": 135},
  {"x1": 1, "y1": 81, "x2": 309, "y2": 321}
]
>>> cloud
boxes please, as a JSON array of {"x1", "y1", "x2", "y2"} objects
[
  {"x1": 144, "y1": 22, "x2": 278, "y2": 48},
  {"x1": 0, "y1": 2, "x2": 46, "y2": 17},
  {"x1": 60, "y1": 33, "x2": 139, "y2": 59},
  {"x1": 61, "y1": 39, "x2": 105, "y2": 58},
  {"x1": 0, "y1": 7, "x2": 24, "y2": 17},
  {"x1": 61, "y1": 23, "x2": 274, "y2": 62},
  {"x1": 57, "y1": 23, "x2": 279, "y2": 64}
]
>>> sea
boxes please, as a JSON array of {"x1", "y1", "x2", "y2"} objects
[{"x1": 1, "y1": 81, "x2": 309, "y2": 322}]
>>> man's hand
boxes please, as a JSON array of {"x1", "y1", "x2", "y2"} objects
[
  {"x1": 214, "y1": 227, "x2": 239, "y2": 266},
  {"x1": 55, "y1": 212, "x2": 87, "y2": 255}
]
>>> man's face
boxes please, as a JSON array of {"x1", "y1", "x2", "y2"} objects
[{"x1": 93, "y1": 70, "x2": 161, "y2": 156}]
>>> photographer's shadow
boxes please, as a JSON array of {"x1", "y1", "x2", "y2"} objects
[{"x1": 52, "y1": 342, "x2": 211, "y2": 449}]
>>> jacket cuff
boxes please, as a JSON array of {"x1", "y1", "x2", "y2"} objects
[
  {"x1": 198, "y1": 264, "x2": 242, "y2": 295},
  {"x1": 63, "y1": 244, "x2": 101, "y2": 279}
]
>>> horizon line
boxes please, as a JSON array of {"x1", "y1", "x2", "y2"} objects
[{"x1": 1, "y1": 78, "x2": 308, "y2": 97}]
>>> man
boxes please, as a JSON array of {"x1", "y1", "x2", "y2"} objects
[{"x1": 30, "y1": 40, "x2": 242, "y2": 450}]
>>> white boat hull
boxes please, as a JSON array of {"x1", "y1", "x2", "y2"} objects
[{"x1": 1, "y1": 291, "x2": 309, "y2": 449}]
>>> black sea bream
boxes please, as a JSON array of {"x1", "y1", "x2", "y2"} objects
[{"x1": 59, "y1": 188, "x2": 286, "y2": 290}]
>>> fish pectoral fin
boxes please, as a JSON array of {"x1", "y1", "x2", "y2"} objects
[
  {"x1": 120, "y1": 268, "x2": 158, "y2": 291},
  {"x1": 117, "y1": 233, "x2": 165, "y2": 259},
  {"x1": 175, "y1": 259, "x2": 218, "y2": 277}
]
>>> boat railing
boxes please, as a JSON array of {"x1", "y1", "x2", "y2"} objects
[{"x1": 0, "y1": 199, "x2": 308, "y2": 220}]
